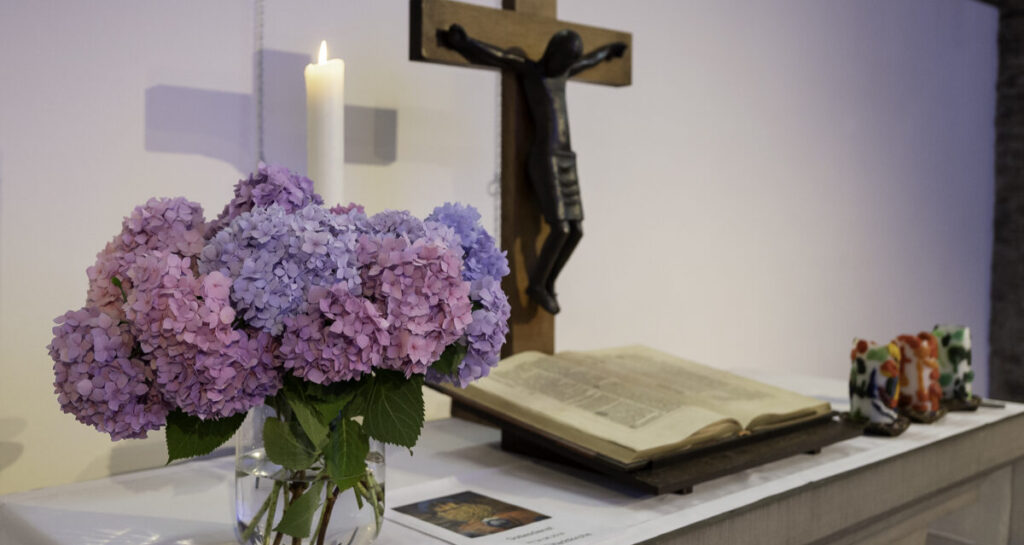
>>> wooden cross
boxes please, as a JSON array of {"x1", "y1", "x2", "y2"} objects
[{"x1": 410, "y1": 0, "x2": 632, "y2": 356}]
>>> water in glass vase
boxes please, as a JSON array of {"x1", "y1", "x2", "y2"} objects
[{"x1": 234, "y1": 409, "x2": 385, "y2": 545}]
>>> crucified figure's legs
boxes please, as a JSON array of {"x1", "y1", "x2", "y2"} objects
[
  {"x1": 545, "y1": 220, "x2": 582, "y2": 299},
  {"x1": 527, "y1": 221, "x2": 571, "y2": 315}
]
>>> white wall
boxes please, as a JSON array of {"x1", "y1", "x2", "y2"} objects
[
  {"x1": 556, "y1": 0, "x2": 997, "y2": 383},
  {"x1": 0, "y1": 0, "x2": 997, "y2": 494},
  {"x1": 0, "y1": 0, "x2": 257, "y2": 494}
]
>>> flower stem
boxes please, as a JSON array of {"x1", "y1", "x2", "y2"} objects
[
  {"x1": 263, "y1": 479, "x2": 283, "y2": 544},
  {"x1": 240, "y1": 478, "x2": 281, "y2": 543},
  {"x1": 314, "y1": 485, "x2": 341, "y2": 545},
  {"x1": 363, "y1": 471, "x2": 383, "y2": 533},
  {"x1": 353, "y1": 481, "x2": 367, "y2": 510},
  {"x1": 273, "y1": 472, "x2": 307, "y2": 545}
]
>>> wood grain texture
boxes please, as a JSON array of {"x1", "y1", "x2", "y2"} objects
[
  {"x1": 502, "y1": 0, "x2": 556, "y2": 18},
  {"x1": 500, "y1": 71, "x2": 556, "y2": 355},
  {"x1": 1011, "y1": 458, "x2": 1024, "y2": 544},
  {"x1": 641, "y1": 411, "x2": 1024, "y2": 545},
  {"x1": 927, "y1": 466, "x2": 1011, "y2": 544},
  {"x1": 828, "y1": 484, "x2": 977, "y2": 545},
  {"x1": 409, "y1": 0, "x2": 632, "y2": 86}
]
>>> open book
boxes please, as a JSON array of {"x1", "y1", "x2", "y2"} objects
[{"x1": 441, "y1": 346, "x2": 831, "y2": 466}]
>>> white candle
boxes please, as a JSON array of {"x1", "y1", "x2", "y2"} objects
[{"x1": 304, "y1": 40, "x2": 345, "y2": 207}]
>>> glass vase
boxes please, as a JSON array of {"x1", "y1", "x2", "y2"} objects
[{"x1": 234, "y1": 405, "x2": 385, "y2": 545}]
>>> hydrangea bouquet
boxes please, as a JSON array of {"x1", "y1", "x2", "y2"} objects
[{"x1": 48, "y1": 164, "x2": 510, "y2": 544}]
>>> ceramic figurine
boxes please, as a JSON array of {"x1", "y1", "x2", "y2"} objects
[
  {"x1": 848, "y1": 339, "x2": 910, "y2": 436},
  {"x1": 895, "y1": 332, "x2": 947, "y2": 423},
  {"x1": 932, "y1": 324, "x2": 980, "y2": 411}
]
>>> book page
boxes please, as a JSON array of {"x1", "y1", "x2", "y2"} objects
[
  {"x1": 576, "y1": 346, "x2": 830, "y2": 429},
  {"x1": 464, "y1": 351, "x2": 742, "y2": 462}
]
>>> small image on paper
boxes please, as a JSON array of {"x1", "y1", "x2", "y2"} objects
[{"x1": 392, "y1": 490, "x2": 550, "y2": 538}]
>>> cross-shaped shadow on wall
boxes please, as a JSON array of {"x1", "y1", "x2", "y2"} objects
[{"x1": 144, "y1": 49, "x2": 397, "y2": 173}]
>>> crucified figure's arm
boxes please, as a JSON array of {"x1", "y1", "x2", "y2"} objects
[
  {"x1": 437, "y1": 24, "x2": 528, "y2": 70},
  {"x1": 569, "y1": 42, "x2": 627, "y2": 77}
]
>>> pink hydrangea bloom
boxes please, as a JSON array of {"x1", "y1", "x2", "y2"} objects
[
  {"x1": 356, "y1": 228, "x2": 473, "y2": 377},
  {"x1": 86, "y1": 197, "x2": 206, "y2": 318},
  {"x1": 126, "y1": 252, "x2": 280, "y2": 419},
  {"x1": 280, "y1": 284, "x2": 390, "y2": 384},
  {"x1": 55, "y1": 164, "x2": 511, "y2": 446}
]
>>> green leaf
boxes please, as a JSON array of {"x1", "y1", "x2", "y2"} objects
[
  {"x1": 939, "y1": 373, "x2": 953, "y2": 387},
  {"x1": 288, "y1": 397, "x2": 328, "y2": 449},
  {"x1": 284, "y1": 375, "x2": 363, "y2": 426},
  {"x1": 283, "y1": 380, "x2": 330, "y2": 449},
  {"x1": 274, "y1": 479, "x2": 325, "y2": 538},
  {"x1": 315, "y1": 391, "x2": 357, "y2": 425},
  {"x1": 165, "y1": 410, "x2": 246, "y2": 464},
  {"x1": 110, "y1": 276, "x2": 128, "y2": 303},
  {"x1": 263, "y1": 417, "x2": 318, "y2": 470},
  {"x1": 363, "y1": 371, "x2": 424, "y2": 447},
  {"x1": 430, "y1": 342, "x2": 468, "y2": 377},
  {"x1": 341, "y1": 376, "x2": 373, "y2": 418},
  {"x1": 312, "y1": 381, "x2": 361, "y2": 425},
  {"x1": 326, "y1": 418, "x2": 369, "y2": 491}
]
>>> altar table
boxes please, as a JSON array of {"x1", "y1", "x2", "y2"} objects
[{"x1": 2, "y1": 377, "x2": 1023, "y2": 545}]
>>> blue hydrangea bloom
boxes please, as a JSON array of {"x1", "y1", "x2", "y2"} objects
[
  {"x1": 199, "y1": 203, "x2": 361, "y2": 335},
  {"x1": 428, "y1": 203, "x2": 509, "y2": 282},
  {"x1": 425, "y1": 203, "x2": 511, "y2": 387}
]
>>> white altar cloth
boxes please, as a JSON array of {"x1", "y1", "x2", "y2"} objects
[{"x1": 2, "y1": 378, "x2": 1022, "y2": 545}]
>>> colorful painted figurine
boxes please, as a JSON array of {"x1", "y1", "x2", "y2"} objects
[
  {"x1": 932, "y1": 324, "x2": 980, "y2": 411},
  {"x1": 895, "y1": 332, "x2": 947, "y2": 423},
  {"x1": 848, "y1": 338, "x2": 909, "y2": 436}
]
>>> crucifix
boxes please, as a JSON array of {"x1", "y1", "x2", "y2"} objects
[{"x1": 410, "y1": 0, "x2": 631, "y2": 356}]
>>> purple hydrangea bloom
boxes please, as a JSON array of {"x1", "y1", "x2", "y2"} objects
[
  {"x1": 49, "y1": 307, "x2": 169, "y2": 440},
  {"x1": 356, "y1": 227, "x2": 473, "y2": 377},
  {"x1": 156, "y1": 330, "x2": 277, "y2": 420},
  {"x1": 331, "y1": 202, "x2": 372, "y2": 234},
  {"x1": 200, "y1": 203, "x2": 361, "y2": 335},
  {"x1": 330, "y1": 202, "x2": 365, "y2": 216},
  {"x1": 424, "y1": 204, "x2": 510, "y2": 387},
  {"x1": 428, "y1": 203, "x2": 509, "y2": 282},
  {"x1": 86, "y1": 197, "x2": 206, "y2": 318},
  {"x1": 207, "y1": 162, "x2": 324, "y2": 235},
  {"x1": 427, "y1": 276, "x2": 511, "y2": 387},
  {"x1": 368, "y1": 208, "x2": 463, "y2": 253},
  {"x1": 126, "y1": 252, "x2": 280, "y2": 420},
  {"x1": 368, "y1": 209, "x2": 428, "y2": 240},
  {"x1": 280, "y1": 284, "x2": 390, "y2": 384}
]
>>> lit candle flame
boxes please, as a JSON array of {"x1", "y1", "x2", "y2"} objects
[{"x1": 318, "y1": 41, "x2": 328, "y2": 64}]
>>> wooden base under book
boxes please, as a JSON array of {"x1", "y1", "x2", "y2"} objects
[{"x1": 448, "y1": 398, "x2": 864, "y2": 495}]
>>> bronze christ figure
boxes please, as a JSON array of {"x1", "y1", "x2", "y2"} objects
[{"x1": 438, "y1": 24, "x2": 626, "y2": 315}]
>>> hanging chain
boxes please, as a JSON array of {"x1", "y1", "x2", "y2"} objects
[{"x1": 254, "y1": 0, "x2": 265, "y2": 163}]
